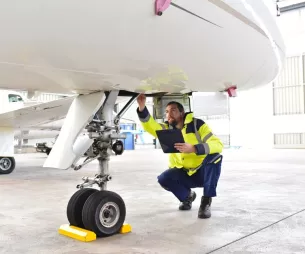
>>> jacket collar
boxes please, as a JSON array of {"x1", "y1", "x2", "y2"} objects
[{"x1": 184, "y1": 112, "x2": 194, "y2": 124}]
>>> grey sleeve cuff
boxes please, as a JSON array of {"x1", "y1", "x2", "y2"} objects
[{"x1": 195, "y1": 143, "x2": 210, "y2": 155}]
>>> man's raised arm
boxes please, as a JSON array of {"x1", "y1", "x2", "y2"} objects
[{"x1": 136, "y1": 94, "x2": 167, "y2": 138}]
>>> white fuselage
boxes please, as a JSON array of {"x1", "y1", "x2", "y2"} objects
[{"x1": 0, "y1": 0, "x2": 285, "y2": 95}]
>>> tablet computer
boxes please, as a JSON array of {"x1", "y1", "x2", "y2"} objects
[{"x1": 156, "y1": 129, "x2": 185, "y2": 153}]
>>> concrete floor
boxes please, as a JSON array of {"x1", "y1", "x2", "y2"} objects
[{"x1": 1, "y1": 147, "x2": 305, "y2": 254}]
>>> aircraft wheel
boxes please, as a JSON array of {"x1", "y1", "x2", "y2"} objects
[
  {"x1": 67, "y1": 188, "x2": 98, "y2": 228},
  {"x1": 82, "y1": 190, "x2": 126, "y2": 237},
  {"x1": 0, "y1": 157, "x2": 15, "y2": 174}
]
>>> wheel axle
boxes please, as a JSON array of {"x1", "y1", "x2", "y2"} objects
[{"x1": 76, "y1": 174, "x2": 112, "y2": 189}]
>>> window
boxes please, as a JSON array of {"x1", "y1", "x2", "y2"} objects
[
  {"x1": 8, "y1": 94, "x2": 23, "y2": 103},
  {"x1": 274, "y1": 133, "x2": 305, "y2": 146}
]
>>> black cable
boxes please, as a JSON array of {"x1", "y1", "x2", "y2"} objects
[{"x1": 170, "y1": 2, "x2": 222, "y2": 28}]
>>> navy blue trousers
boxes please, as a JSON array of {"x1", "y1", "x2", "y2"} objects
[{"x1": 157, "y1": 154, "x2": 222, "y2": 202}]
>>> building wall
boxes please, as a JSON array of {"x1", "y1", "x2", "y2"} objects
[
  {"x1": 227, "y1": 5, "x2": 305, "y2": 149},
  {"x1": 191, "y1": 92, "x2": 230, "y2": 147},
  {"x1": 277, "y1": 6, "x2": 305, "y2": 56},
  {"x1": 272, "y1": 54, "x2": 305, "y2": 148},
  {"x1": 227, "y1": 54, "x2": 305, "y2": 150},
  {"x1": 271, "y1": 6, "x2": 305, "y2": 148},
  {"x1": 229, "y1": 83, "x2": 274, "y2": 149}
]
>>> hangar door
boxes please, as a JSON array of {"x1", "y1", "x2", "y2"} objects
[{"x1": 273, "y1": 55, "x2": 305, "y2": 148}]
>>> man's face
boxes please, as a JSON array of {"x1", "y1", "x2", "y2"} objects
[{"x1": 165, "y1": 104, "x2": 183, "y2": 126}]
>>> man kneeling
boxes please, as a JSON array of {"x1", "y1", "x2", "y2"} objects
[{"x1": 136, "y1": 94, "x2": 223, "y2": 219}]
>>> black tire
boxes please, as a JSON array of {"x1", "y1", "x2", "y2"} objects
[
  {"x1": 0, "y1": 157, "x2": 16, "y2": 174},
  {"x1": 67, "y1": 188, "x2": 98, "y2": 228},
  {"x1": 82, "y1": 190, "x2": 126, "y2": 237}
]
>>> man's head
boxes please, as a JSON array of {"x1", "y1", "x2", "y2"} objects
[{"x1": 165, "y1": 101, "x2": 185, "y2": 127}]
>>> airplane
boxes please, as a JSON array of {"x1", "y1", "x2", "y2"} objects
[
  {"x1": 0, "y1": 89, "x2": 135, "y2": 153},
  {"x1": 0, "y1": 0, "x2": 285, "y2": 238}
]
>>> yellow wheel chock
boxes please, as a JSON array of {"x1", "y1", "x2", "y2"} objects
[{"x1": 58, "y1": 223, "x2": 132, "y2": 242}]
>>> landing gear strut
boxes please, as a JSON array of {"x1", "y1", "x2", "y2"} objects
[{"x1": 66, "y1": 91, "x2": 137, "y2": 237}]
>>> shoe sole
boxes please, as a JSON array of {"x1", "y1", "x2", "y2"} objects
[
  {"x1": 198, "y1": 215, "x2": 211, "y2": 219},
  {"x1": 198, "y1": 212, "x2": 211, "y2": 219}
]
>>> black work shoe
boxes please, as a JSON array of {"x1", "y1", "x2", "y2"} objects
[
  {"x1": 179, "y1": 191, "x2": 197, "y2": 210},
  {"x1": 198, "y1": 196, "x2": 212, "y2": 219}
]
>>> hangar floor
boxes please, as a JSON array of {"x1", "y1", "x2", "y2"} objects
[{"x1": 1, "y1": 147, "x2": 305, "y2": 254}]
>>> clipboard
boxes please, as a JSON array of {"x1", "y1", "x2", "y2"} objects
[{"x1": 156, "y1": 129, "x2": 185, "y2": 153}]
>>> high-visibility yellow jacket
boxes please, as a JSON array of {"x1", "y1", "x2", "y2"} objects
[{"x1": 137, "y1": 106, "x2": 223, "y2": 176}]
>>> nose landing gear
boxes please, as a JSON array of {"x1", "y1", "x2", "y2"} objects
[{"x1": 64, "y1": 91, "x2": 136, "y2": 239}]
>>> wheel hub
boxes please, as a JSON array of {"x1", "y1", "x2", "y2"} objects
[
  {"x1": 0, "y1": 158, "x2": 12, "y2": 171},
  {"x1": 99, "y1": 202, "x2": 120, "y2": 228}
]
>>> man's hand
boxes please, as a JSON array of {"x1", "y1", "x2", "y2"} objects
[
  {"x1": 174, "y1": 143, "x2": 196, "y2": 153},
  {"x1": 137, "y1": 93, "x2": 146, "y2": 112}
]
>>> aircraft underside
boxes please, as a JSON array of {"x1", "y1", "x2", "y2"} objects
[{"x1": 0, "y1": 0, "x2": 285, "y2": 95}]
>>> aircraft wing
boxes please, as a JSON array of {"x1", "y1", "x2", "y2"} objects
[
  {"x1": 0, "y1": 94, "x2": 133, "y2": 129},
  {"x1": 0, "y1": 96, "x2": 75, "y2": 129}
]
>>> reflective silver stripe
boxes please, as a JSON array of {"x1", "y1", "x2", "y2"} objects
[
  {"x1": 203, "y1": 143, "x2": 210, "y2": 154},
  {"x1": 194, "y1": 118, "x2": 202, "y2": 144},
  {"x1": 194, "y1": 118, "x2": 212, "y2": 144},
  {"x1": 202, "y1": 132, "x2": 213, "y2": 143},
  {"x1": 195, "y1": 131, "x2": 201, "y2": 144},
  {"x1": 139, "y1": 114, "x2": 150, "y2": 123},
  {"x1": 160, "y1": 124, "x2": 166, "y2": 130}
]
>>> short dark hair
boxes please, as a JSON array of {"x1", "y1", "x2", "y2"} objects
[{"x1": 166, "y1": 101, "x2": 184, "y2": 112}]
